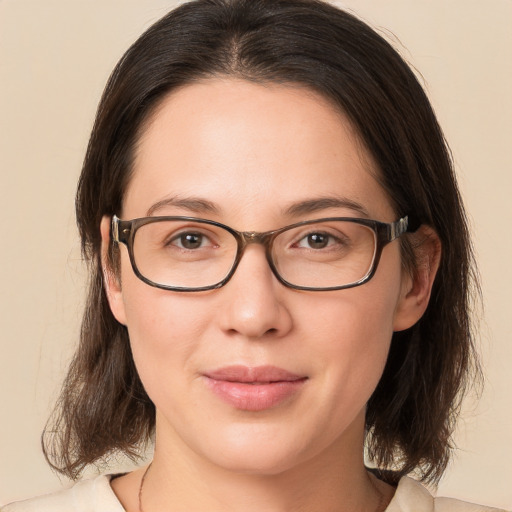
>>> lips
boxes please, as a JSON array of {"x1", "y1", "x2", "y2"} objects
[{"x1": 203, "y1": 365, "x2": 307, "y2": 411}]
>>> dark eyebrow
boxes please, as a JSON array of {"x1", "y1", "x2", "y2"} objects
[
  {"x1": 146, "y1": 196, "x2": 220, "y2": 216},
  {"x1": 283, "y1": 196, "x2": 371, "y2": 218},
  {"x1": 146, "y1": 195, "x2": 369, "y2": 218}
]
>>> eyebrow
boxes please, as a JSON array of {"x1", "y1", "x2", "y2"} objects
[
  {"x1": 146, "y1": 195, "x2": 370, "y2": 219},
  {"x1": 283, "y1": 196, "x2": 370, "y2": 218},
  {"x1": 146, "y1": 196, "x2": 220, "y2": 216}
]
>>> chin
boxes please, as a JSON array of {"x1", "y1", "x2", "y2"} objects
[
  {"x1": 210, "y1": 447, "x2": 306, "y2": 476},
  {"x1": 192, "y1": 421, "x2": 320, "y2": 476}
]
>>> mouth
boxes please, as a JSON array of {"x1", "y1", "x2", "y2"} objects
[{"x1": 202, "y1": 365, "x2": 308, "y2": 412}]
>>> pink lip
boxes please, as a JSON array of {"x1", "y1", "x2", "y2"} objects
[{"x1": 203, "y1": 365, "x2": 307, "y2": 412}]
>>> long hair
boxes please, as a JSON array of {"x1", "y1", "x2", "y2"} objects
[{"x1": 43, "y1": 0, "x2": 479, "y2": 484}]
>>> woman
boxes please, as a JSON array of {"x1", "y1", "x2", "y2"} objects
[{"x1": 3, "y1": 0, "x2": 507, "y2": 510}]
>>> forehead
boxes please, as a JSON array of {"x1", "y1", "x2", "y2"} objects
[{"x1": 123, "y1": 79, "x2": 394, "y2": 225}]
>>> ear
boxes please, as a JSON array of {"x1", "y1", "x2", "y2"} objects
[
  {"x1": 100, "y1": 215, "x2": 127, "y2": 325},
  {"x1": 393, "y1": 225, "x2": 441, "y2": 332}
]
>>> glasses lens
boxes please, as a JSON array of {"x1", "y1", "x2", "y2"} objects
[
  {"x1": 132, "y1": 220, "x2": 238, "y2": 289},
  {"x1": 272, "y1": 220, "x2": 377, "y2": 289}
]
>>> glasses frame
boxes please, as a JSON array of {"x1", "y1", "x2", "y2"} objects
[{"x1": 111, "y1": 214, "x2": 412, "y2": 292}]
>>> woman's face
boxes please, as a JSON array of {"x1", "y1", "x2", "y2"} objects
[{"x1": 104, "y1": 79, "x2": 420, "y2": 474}]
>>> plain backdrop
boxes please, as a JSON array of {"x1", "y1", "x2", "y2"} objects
[{"x1": 1, "y1": 0, "x2": 511, "y2": 508}]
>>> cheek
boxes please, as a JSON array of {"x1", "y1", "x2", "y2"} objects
[
  {"x1": 313, "y1": 292, "x2": 395, "y2": 386},
  {"x1": 309, "y1": 254, "x2": 403, "y2": 402},
  {"x1": 119, "y1": 250, "x2": 205, "y2": 338},
  {"x1": 118, "y1": 266, "x2": 214, "y2": 401}
]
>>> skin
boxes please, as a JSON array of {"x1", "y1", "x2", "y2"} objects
[{"x1": 102, "y1": 79, "x2": 439, "y2": 512}]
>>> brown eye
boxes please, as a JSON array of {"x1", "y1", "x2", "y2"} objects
[
  {"x1": 174, "y1": 233, "x2": 205, "y2": 249},
  {"x1": 306, "y1": 233, "x2": 329, "y2": 249},
  {"x1": 296, "y1": 232, "x2": 334, "y2": 249}
]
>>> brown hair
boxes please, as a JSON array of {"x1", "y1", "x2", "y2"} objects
[{"x1": 43, "y1": 0, "x2": 480, "y2": 484}]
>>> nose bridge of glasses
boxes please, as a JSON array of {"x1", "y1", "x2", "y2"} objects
[
  {"x1": 236, "y1": 231, "x2": 275, "y2": 268},
  {"x1": 240, "y1": 230, "x2": 271, "y2": 247},
  {"x1": 231, "y1": 231, "x2": 278, "y2": 285}
]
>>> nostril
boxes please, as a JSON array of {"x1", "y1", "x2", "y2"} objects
[{"x1": 225, "y1": 326, "x2": 278, "y2": 337}]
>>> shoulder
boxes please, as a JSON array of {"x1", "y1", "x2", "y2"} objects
[
  {"x1": 387, "y1": 476, "x2": 509, "y2": 512},
  {"x1": 1, "y1": 475, "x2": 124, "y2": 512}
]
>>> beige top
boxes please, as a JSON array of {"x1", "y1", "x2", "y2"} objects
[{"x1": 2, "y1": 475, "x2": 508, "y2": 512}]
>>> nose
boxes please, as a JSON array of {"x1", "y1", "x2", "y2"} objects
[{"x1": 217, "y1": 245, "x2": 293, "y2": 340}]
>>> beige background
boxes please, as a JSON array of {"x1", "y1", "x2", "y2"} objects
[{"x1": 1, "y1": 0, "x2": 511, "y2": 508}]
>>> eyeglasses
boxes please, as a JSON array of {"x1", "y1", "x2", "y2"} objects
[{"x1": 111, "y1": 215, "x2": 412, "y2": 292}]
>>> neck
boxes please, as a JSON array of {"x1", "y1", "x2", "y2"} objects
[{"x1": 138, "y1": 418, "x2": 391, "y2": 512}]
